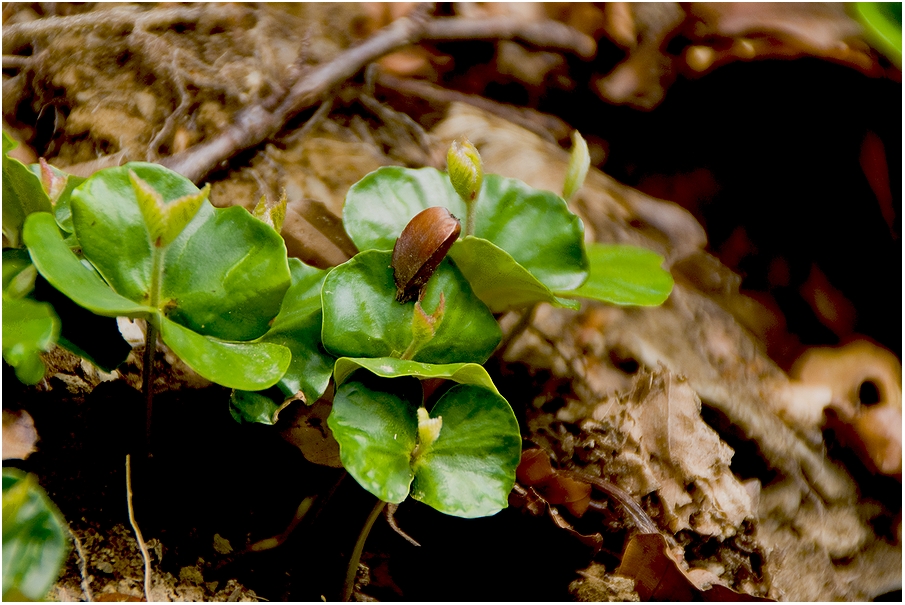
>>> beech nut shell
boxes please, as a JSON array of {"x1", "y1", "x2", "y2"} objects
[{"x1": 392, "y1": 207, "x2": 461, "y2": 303}]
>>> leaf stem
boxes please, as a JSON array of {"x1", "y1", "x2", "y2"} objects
[
  {"x1": 143, "y1": 240, "x2": 165, "y2": 458},
  {"x1": 342, "y1": 498, "x2": 386, "y2": 601},
  {"x1": 465, "y1": 202, "x2": 476, "y2": 237},
  {"x1": 141, "y1": 319, "x2": 157, "y2": 458}
]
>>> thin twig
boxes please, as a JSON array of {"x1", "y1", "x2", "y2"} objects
[
  {"x1": 125, "y1": 455, "x2": 152, "y2": 602},
  {"x1": 279, "y1": 97, "x2": 334, "y2": 147},
  {"x1": 146, "y1": 55, "x2": 191, "y2": 160},
  {"x1": 67, "y1": 526, "x2": 94, "y2": 602},
  {"x1": 422, "y1": 16, "x2": 596, "y2": 58},
  {"x1": 2, "y1": 54, "x2": 32, "y2": 69},
  {"x1": 2, "y1": 5, "x2": 214, "y2": 51},
  {"x1": 160, "y1": 11, "x2": 595, "y2": 183},
  {"x1": 375, "y1": 72, "x2": 571, "y2": 143},
  {"x1": 560, "y1": 469, "x2": 659, "y2": 534}
]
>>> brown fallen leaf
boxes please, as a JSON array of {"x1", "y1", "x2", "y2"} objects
[
  {"x1": 280, "y1": 399, "x2": 343, "y2": 468},
  {"x1": 2, "y1": 409, "x2": 38, "y2": 460},
  {"x1": 617, "y1": 533, "x2": 771, "y2": 601}
]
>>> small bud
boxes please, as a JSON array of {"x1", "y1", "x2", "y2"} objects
[
  {"x1": 392, "y1": 207, "x2": 460, "y2": 303},
  {"x1": 252, "y1": 189, "x2": 288, "y2": 233},
  {"x1": 403, "y1": 293, "x2": 445, "y2": 360},
  {"x1": 416, "y1": 407, "x2": 442, "y2": 451},
  {"x1": 562, "y1": 130, "x2": 590, "y2": 202},
  {"x1": 447, "y1": 137, "x2": 484, "y2": 204},
  {"x1": 39, "y1": 158, "x2": 67, "y2": 205},
  {"x1": 129, "y1": 170, "x2": 209, "y2": 247}
]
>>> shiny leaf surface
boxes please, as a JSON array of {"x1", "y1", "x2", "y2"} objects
[{"x1": 321, "y1": 250, "x2": 500, "y2": 364}]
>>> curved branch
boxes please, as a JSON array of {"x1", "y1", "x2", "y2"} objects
[{"x1": 159, "y1": 13, "x2": 596, "y2": 183}]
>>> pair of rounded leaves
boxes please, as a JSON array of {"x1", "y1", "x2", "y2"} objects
[
  {"x1": 328, "y1": 370, "x2": 521, "y2": 518},
  {"x1": 22, "y1": 162, "x2": 292, "y2": 391},
  {"x1": 342, "y1": 166, "x2": 588, "y2": 313}
]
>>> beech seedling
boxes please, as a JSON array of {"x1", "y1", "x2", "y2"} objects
[{"x1": 22, "y1": 162, "x2": 293, "y2": 391}]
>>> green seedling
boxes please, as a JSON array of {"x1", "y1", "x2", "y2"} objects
[
  {"x1": 20, "y1": 161, "x2": 295, "y2": 457},
  {"x1": 23, "y1": 163, "x2": 293, "y2": 392},
  {"x1": 235, "y1": 131, "x2": 673, "y2": 525}
]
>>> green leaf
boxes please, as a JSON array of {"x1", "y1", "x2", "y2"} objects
[
  {"x1": 161, "y1": 204, "x2": 291, "y2": 341},
  {"x1": 2, "y1": 469, "x2": 69, "y2": 601},
  {"x1": 321, "y1": 250, "x2": 500, "y2": 364},
  {"x1": 129, "y1": 170, "x2": 209, "y2": 247},
  {"x1": 558, "y1": 242, "x2": 674, "y2": 306},
  {"x1": 229, "y1": 389, "x2": 287, "y2": 425},
  {"x1": 70, "y1": 163, "x2": 291, "y2": 341},
  {"x1": 342, "y1": 167, "x2": 588, "y2": 291},
  {"x1": 3, "y1": 132, "x2": 53, "y2": 248},
  {"x1": 449, "y1": 237, "x2": 580, "y2": 312},
  {"x1": 23, "y1": 212, "x2": 155, "y2": 317},
  {"x1": 411, "y1": 384, "x2": 521, "y2": 518},
  {"x1": 329, "y1": 371, "x2": 521, "y2": 518},
  {"x1": 256, "y1": 258, "x2": 334, "y2": 404},
  {"x1": 328, "y1": 372, "x2": 421, "y2": 503},
  {"x1": 70, "y1": 162, "x2": 195, "y2": 303},
  {"x1": 2, "y1": 249, "x2": 36, "y2": 297},
  {"x1": 1, "y1": 296, "x2": 59, "y2": 385},
  {"x1": 333, "y1": 357, "x2": 499, "y2": 394},
  {"x1": 158, "y1": 315, "x2": 291, "y2": 391}
]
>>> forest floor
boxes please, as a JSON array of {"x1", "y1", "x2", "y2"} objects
[{"x1": 2, "y1": 3, "x2": 902, "y2": 602}]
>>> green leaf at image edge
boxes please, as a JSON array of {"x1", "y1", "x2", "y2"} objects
[
  {"x1": 558, "y1": 242, "x2": 673, "y2": 306},
  {"x1": 2, "y1": 469, "x2": 69, "y2": 601},
  {"x1": 333, "y1": 357, "x2": 499, "y2": 394},
  {"x1": 158, "y1": 315, "x2": 291, "y2": 391},
  {"x1": 3, "y1": 132, "x2": 53, "y2": 248},
  {"x1": 2, "y1": 295, "x2": 59, "y2": 385}
]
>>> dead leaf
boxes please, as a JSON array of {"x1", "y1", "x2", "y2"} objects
[
  {"x1": 2, "y1": 409, "x2": 38, "y2": 460},
  {"x1": 617, "y1": 533, "x2": 771, "y2": 601},
  {"x1": 280, "y1": 399, "x2": 343, "y2": 468}
]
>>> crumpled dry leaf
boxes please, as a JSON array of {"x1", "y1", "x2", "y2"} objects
[
  {"x1": 566, "y1": 371, "x2": 756, "y2": 539},
  {"x1": 2, "y1": 409, "x2": 38, "y2": 460},
  {"x1": 617, "y1": 533, "x2": 771, "y2": 601}
]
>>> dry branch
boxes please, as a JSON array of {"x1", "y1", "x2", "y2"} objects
[
  {"x1": 375, "y1": 72, "x2": 572, "y2": 143},
  {"x1": 159, "y1": 12, "x2": 595, "y2": 183},
  {"x1": 2, "y1": 5, "x2": 214, "y2": 52}
]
